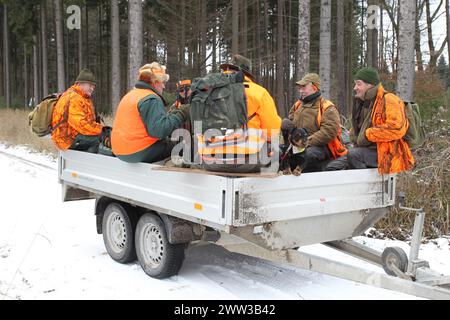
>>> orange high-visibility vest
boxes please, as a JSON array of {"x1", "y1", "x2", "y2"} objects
[
  {"x1": 293, "y1": 98, "x2": 348, "y2": 159},
  {"x1": 111, "y1": 88, "x2": 159, "y2": 156}
]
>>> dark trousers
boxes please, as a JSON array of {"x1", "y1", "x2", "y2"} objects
[
  {"x1": 69, "y1": 134, "x2": 100, "y2": 154},
  {"x1": 347, "y1": 147, "x2": 378, "y2": 169},
  {"x1": 117, "y1": 139, "x2": 173, "y2": 164},
  {"x1": 303, "y1": 146, "x2": 331, "y2": 172},
  {"x1": 303, "y1": 146, "x2": 349, "y2": 172}
]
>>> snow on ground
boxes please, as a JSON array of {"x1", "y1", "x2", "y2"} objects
[{"x1": 0, "y1": 143, "x2": 448, "y2": 300}]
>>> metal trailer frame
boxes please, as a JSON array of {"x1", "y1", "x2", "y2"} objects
[{"x1": 58, "y1": 150, "x2": 450, "y2": 299}]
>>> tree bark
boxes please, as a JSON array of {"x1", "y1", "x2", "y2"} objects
[
  {"x1": 3, "y1": 3, "x2": 11, "y2": 108},
  {"x1": 415, "y1": 0, "x2": 424, "y2": 71},
  {"x1": 111, "y1": 0, "x2": 121, "y2": 115},
  {"x1": 33, "y1": 36, "x2": 39, "y2": 104},
  {"x1": 297, "y1": 0, "x2": 310, "y2": 80},
  {"x1": 128, "y1": 0, "x2": 143, "y2": 90},
  {"x1": 397, "y1": 0, "x2": 416, "y2": 101},
  {"x1": 445, "y1": 0, "x2": 450, "y2": 72},
  {"x1": 54, "y1": 0, "x2": 66, "y2": 92},
  {"x1": 240, "y1": 0, "x2": 248, "y2": 55},
  {"x1": 41, "y1": 0, "x2": 49, "y2": 97},
  {"x1": 78, "y1": 4, "x2": 84, "y2": 71},
  {"x1": 345, "y1": 0, "x2": 354, "y2": 117},
  {"x1": 24, "y1": 45, "x2": 29, "y2": 108},
  {"x1": 200, "y1": 0, "x2": 207, "y2": 75},
  {"x1": 232, "y1": 0, "x2": 239, "y2": 54},
  {"x1": 320, "y1": 0, "x2": 331, "y2": 99},
  {"x1": 447, "y1": 0, "x2": 450, "y2": 69},
  {"x1": 336, "y1": 1, "x2": 345, "y2": 114},
  {"x1": 276, "y1": 0, "x2": 285, "y2": 116}
]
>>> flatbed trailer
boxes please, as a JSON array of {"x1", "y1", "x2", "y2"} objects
[{"x1": 58, "y1": 150, "x2": 450, "y2": 299}]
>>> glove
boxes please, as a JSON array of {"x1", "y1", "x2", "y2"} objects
[
  {"x1": 174, "y1": 104, "x2": 191, "y2": 122},
  {"x1": 100, "y1": 126, "x2": 112, "y2": 148}
]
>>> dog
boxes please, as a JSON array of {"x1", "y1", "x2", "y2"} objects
[{"x1": 280, "y1": 119, "x2": 308, "y2": 176}]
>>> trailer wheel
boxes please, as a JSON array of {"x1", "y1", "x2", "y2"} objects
[
  {"x1": 102, "y1": 203, "x2": 137, "y2": 264},
  {"x1": 381, "y1": 246, "x2": 408, "y2": 276},
  {"x1": 135, "y1": 213, "x2": 185, "y2": 279}
]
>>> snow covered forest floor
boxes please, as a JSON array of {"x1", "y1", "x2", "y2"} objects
[{"x1": 0, "y1": 143, "x2": 448, "y2": 300}]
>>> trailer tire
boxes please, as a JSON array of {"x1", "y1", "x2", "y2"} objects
[
  {"x1": 102, "y1": 203, "x2": 137, "y2": 264},
  {"x1": 381, "y1": 246, "x2": 408, "y2": 276},
  {"x1": 135, "y1": 213, "x2": 185, "y2": 279}
]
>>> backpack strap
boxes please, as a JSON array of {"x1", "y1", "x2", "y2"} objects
[{"x1": 51, "y1": 90, "x2": 75, "y2": 133}]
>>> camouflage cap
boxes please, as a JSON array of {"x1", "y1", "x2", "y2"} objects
[{"x1": 296, "y1": 73, "x2": 321, "y2": 90}]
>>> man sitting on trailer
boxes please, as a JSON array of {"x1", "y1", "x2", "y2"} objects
[
  {"x1": 348, "y1": 67, "x2": 414, "y2": 174},
  {"x1": 51, "y1": 69, "x2": 109, "y2": 153},
  {"x1": 111, "y1": 62, "x2": 190, "y2": 163},
  {"x1": 284, "y1": 73, "x2": 348, "y2": 174}
]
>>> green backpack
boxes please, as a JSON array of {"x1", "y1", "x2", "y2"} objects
[
  {"x1": 403, "y1": 102, "x2": 426, "y2": 149},
  {"x1": 28, "y1": 92, "x2": 73, "y2": 137},
  {"x1": 28, "y1": 94, "x2": 61, "y2": 137},
  {"x1": 190, "y1": 72, "x2": 248, "y2": 134}
]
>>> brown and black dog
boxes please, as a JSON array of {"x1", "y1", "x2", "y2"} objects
[{"x1": 280, "y1": 119, "x2": 308, "y2": 176}]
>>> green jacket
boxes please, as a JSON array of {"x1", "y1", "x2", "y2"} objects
[
  {"x1": 350, "y1": 84, "x2": 379, "y2": 148},
  {"x1": 288, "y1": 95, "x2": 341, "y2": 147},
  {"x1": 135, "y1": 81, "x2": 184, "y2": 139}
]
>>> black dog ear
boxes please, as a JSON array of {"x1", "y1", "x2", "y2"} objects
[{"x1": 300, "y1": 128, "x2": 308, "y2": 137}]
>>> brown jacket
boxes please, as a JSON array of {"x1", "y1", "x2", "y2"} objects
[
  {"x1": 51, "y1": 85, "x2": 103, "y2": 150},
  {"x1": 288, "y1": 96, "x2": 341, "y2": 147}
]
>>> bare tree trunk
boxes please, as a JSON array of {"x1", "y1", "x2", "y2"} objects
[
  {"x1": 232, "y1": 0, "x2": 239, "y2": 54},
  {"x1": 336, "y1": 1, "x2": 345, "y2": 114},
  {"x1": 241, "y1": 0, "x2": 248, "y2": 55},
  {"x1": 54, "y1": 0, "x2": 66, "y2": 92},
  {"x1": 41, "y1": 0, "x2": 49, "y2": 97},
  {"x1": 78, "y1": 5, "x2": 84, "y2": 70},
  {"x1": 3, "y1": 3, "x2": 11, "y2": 108},
  {"x1": 345, "y1": 0, "x2": 354, "y2": 117},
  {"x1": 24, "y1": 45, "x2": 29, "y2": 107},
  {"x1": 415, "y1": 0, "x2": 424, "y2": 71},
  {"x1": 128, "y1": 0, "x2": 143, "y2": 90},
  {"x1": 297, "y1": 0, "x2": 310, "y2": 80},
  {"x1": 200, "y1": 0, "x2": 207, "y2": 75},
  {"x1": 111, "y1": 0, "x2": 121, "y2": 115},
  {"x1": 446, "y1": 0, "x2": 450, "y2": 69},
  {"x1": 397, "y1": 0, "x2": 416, "y2": 101},
  {"x1": 33, "y1": 36, "x2": 39, "y2": 104},
  {"x1": 320, "y1": 0, "x2": 331, "y2": 99},
  {"x1": 212, "y1": 0, "x2": 218, "y2": 72},
  {"x1": 276, "y1": 0, "x2": 285, "y2": 116}
]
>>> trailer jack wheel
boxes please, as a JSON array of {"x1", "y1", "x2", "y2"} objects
[
  {"x1": 135, "y1": 213, "x2": 185, "y2": 279},
  {"x1": 381, "y1": 246, "x2": 408, "y2": 277}
]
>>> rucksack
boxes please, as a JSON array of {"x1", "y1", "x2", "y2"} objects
[
  {"x1": 190, "y1": 71, "x2": 248, "y2": 134},
  {"x1": 28, "y1": 92, "x2": 72, "y2": 137},
  {"x1": 403, "y1": 101, "x2": 426, "y2": 149}
]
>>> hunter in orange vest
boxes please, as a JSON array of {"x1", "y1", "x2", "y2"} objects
[
  {"x1": 349, "y1": 67, "x2": 414, "y2": 174},
  {"x1": 111, "y1": 63, "x2": 190, "y2": 163},
  {"x1": 285, "y1": 73, "x2": 348, "y2": 173}
]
